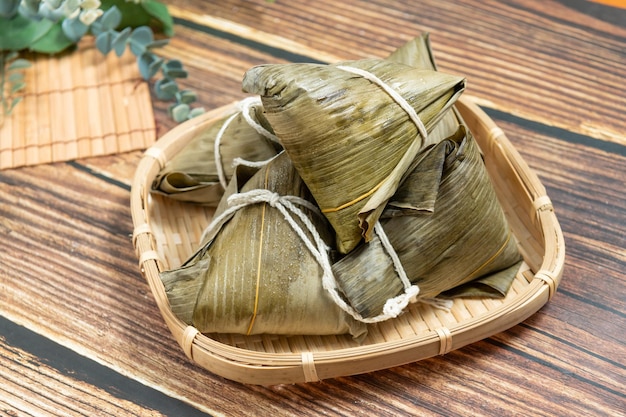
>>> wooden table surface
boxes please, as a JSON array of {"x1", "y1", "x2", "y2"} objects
[{"x1": 1, "y1": 0, "x2": 624, "y2": 416}]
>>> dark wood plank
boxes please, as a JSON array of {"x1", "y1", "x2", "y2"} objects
[
  {"x1": 1, "y1": 1, "x2": 624, "y2": 416},
  {"x1": 164, "y1": 0, "x2": 626, "y2": 146}
]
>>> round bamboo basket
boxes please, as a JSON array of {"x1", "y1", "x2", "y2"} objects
[{"x1": 130, "y1": 96, "x2": 565, "y2": 385}]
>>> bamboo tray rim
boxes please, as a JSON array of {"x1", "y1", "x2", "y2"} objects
[{"x1": 130, "y1": 95, "x2": 565, "y2": 385}]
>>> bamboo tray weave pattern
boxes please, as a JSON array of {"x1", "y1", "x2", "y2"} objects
[
  {"x1": 0, "y1": 39, "x2": 156, "y2": 170},
  {"x1": 130, "y1": 96, "x2": 565, "y2": 385}
]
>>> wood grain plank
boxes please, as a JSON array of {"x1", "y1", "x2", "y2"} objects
[
  {"x1": 2, "y1": 116, "x2": 623, "y2": 417},
  {"x1": 1, "y1": 1, "x2": 625, "y2": 415},
  {"x1": 164, "y1": 0, "x2": 626, "y2": 146},
  {"x1": 0, "y1": 332, "x2": 166, "y2": 416}
]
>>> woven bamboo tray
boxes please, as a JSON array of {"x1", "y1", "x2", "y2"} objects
[{"x1": 130, "y1": 95, "x2": 565, "y2": 385}]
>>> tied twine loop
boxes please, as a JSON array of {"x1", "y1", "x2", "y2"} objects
[
  {"x1": 214, "y1": 96, "x2": 281, "y2": 189},
  {"x1": 202, "y1": 66, "x2": 449, "y2": 323},
  {"x1": 200, "y1": 187, "x2": 424, "y2": 324}
]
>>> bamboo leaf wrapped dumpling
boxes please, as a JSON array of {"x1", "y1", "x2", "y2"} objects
[
  {"x1": 152, "y1": 97, "x2": 282, "y2": 204},
  {"x1": 332, "y1": 126, "x2": 522, "y2": 318},
  {"x1": 385, "y1": 33, "x2": 521, "y2": 298},
  {"x1": 161, "y1": 152, "x2": 367, "y2": 338},
  {"x1": 242, "y1": 59, "x2": 465, "y2": 253}
]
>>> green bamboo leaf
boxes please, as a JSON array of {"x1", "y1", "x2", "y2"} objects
[
  {"x1": 29, "y1": 21, "x2": 74, "y2": 54},
  {"x1": 140, "y1": 0, "x2": 174, "y2": 37},
  {"x1": 0, "y1": 15, "x2": 55, "y2": 51}
]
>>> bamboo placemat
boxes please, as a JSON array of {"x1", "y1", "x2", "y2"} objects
[{"x1": 0, "y1": 38, "x2": 156, "y2": 170}]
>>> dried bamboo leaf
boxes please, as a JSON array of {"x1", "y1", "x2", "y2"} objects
[
  {"x1": 386, "y1": 33, "x2": 520, "y2": 299},
  {"x1": 152, "y1": 102, "x2": 280, "y2": 204},
  {"x1": 162, "y1": 152, "x2": 366, "y2": 338},
  {"x1": 332, "y1": 127, "x2": 522, "y2": 318},
  {"x1": 243, "y1": 58, "x2": 465, "y2": 253}
]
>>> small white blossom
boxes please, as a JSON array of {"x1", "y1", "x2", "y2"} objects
[
  {"x1": 79, "y1": 7, "x2": 102, "y2": 25},
  {"x1": 81, "y1": 0, "x2": 101, "y2": 10}
]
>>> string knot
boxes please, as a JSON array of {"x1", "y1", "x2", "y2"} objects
[
  {"x1": 381, "y1": 285, "x2": 420, "y2": 318},
  {"x1": 227, "y1": 189, "x2": 281, "y2": 208}
]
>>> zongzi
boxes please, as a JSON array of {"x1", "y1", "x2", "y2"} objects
[
  {"x1": 332, "y1": 126, "x2": 522, "y2": 318},
  {"x1": 161, "y1": 152, "x2": 367, "y2": 338},
  {"x1": 242, "y1": 59, "x2": 465, "y2": 253},
  {"x1": 152, "y1": 97, "x2": 281, "y2": 204}
]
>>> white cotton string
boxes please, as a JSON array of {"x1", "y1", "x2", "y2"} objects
[
  {"x1": 374, "y1": 222, "x2": 411, "y2": 289},
  {"x1": 237, "y1": 96, "x2": 281, "y2": 144},
  {"x1": 374, "y1": 222, "x2": 421, "y2": 317},
  {"x1": 198, "y1": 188, "x2": 417, "y2": 324},
  {"x1": 232, "y1": 156, "x2": 277, "y2": 169},
  {"x1": 213, "y1": 111, "x2": 239, "y2": 189},
  {"x1": 335, "y1": 65, "x2": 429, "y2": 142},
  {"x1": 213, "y1": 97, "x2": 281, "y2": 189}
]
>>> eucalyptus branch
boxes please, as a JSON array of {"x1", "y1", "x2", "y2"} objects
[
  {"x1": 0, "y1": 0, "x2": 203, "y2": 123},
  {"x1": 92, "y1": 7, "x2": 204, "y2": 122},
  {"x1": 0, "y1": 51, "x2": 31, "y2": 121}
]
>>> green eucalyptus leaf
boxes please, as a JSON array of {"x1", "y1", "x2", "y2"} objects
[
  {"x1": 176, "y1": 89, "x2": 197, "y2": 104},
  {"x1": 129, "y1": 26, "x2": 154, "y2": 56},
  {"x1": 18, "y1": 1, "x2": 40, "y2": 18},
  {"x1": 137, "y1": 52, "x2": 162, "y2": 80},
  {"x1": 8, "y1": 96, "x2": 23, "y2": 113},
  {"x1": 100, "y1": 5, "x2": 122, "y2": 30},
  {"x1": 38, "y1": 2, "x2": 66, "y2": 22},
  {"x1": 0, "y1": 0, "x2": 20, "y2": 18},
  {"x1": 112, "y1": 26, "x2": 131, "y2": 56},
  {"x1": 171, "y1": 103, "x2": 190, "y2": 123},
  {"x1": 140, "y1": 0, "x2": 174, "y2": 37},
  {"x1": 163, "y1": 67, "x2": 187, "y2": 79},
  {"x1": 130, "y1": 26, "x2": 154, "y2": 45},
  {"x1": 8, "y1": 58, "x2": 31, "y2": 70},
  {"x1": 146, "y1": 38, "x2": 169, "y2": 49},
  {"x1": 90, "y1": 20, "x2": 104, "y2": 36},
  {"x1": 164, "y1": 59, "x2": 183, "y2": 69},
  {"x1": 166, "y1": 102, "x2": 177, "y2": 118},
  {"x1": 62, "y1": 16, "x2": 89, "y2": 43},
  {"x1": 8, "y1": 72, "x2": 25, "y2": 83},
  {"x1": 95, "y1": 30, "x2": 114, "y2": 54},
  {"x1": 29, "y1": 21, "x2": 74, "y2": 53},
  {"x1": 162, "y1": 59, "x2": 187, "y2": 78},
  {"x1": 154, "y1": 78, "x2": 178, "y2": 100},
  {"x1": 10, "y1": 81, "x2": 26, "y2": 93},
  {"x1": 188, "y1": 107, "x2": 205, "y2": 119}
]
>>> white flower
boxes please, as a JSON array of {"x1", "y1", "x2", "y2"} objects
[
  {"x1": 81, "y1": 0, "x2": 101, "y2": 10},
  {"x1": 62, "y1": 0, "x2": 82, "y2": 17},
  {"x1": 79, "y1": 7, "x2": 102, "y2": 25}
]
